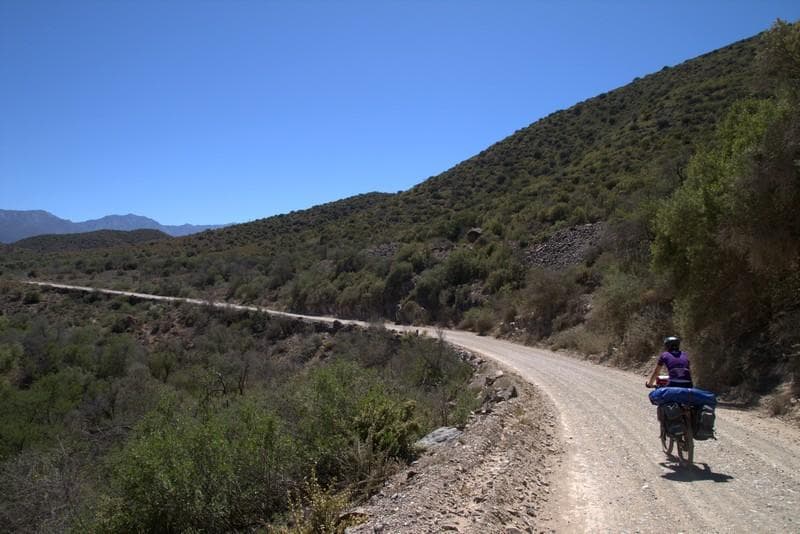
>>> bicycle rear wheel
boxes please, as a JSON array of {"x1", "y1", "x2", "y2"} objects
[
  {"x1": 677, "y1": 421, "x2": 694, "y2": 464},
  {"x1": 659, "y1": 417, "x2": 674, "y2": 456},
  {"x1": 661, "y1": 428, "x2": 674, "y2": 455},
  {"x1": 685, "y1": 425, "x2": 694, "y2": 464}
]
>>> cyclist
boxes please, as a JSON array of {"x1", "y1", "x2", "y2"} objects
[{"x1": 646, "y1": 336, "x2": 693, "y2": 388}]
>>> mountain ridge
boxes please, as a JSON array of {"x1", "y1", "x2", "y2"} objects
[{"x1": 0, "y1": 209, "x2": 227, "y2": 243}]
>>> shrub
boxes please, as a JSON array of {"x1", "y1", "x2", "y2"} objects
[
  {"x1": 459, "y1": 308, "x2": 495, "y2": 336},
  {"x1": 442, "y1": 248, "x2": 484, "y2": 286},
  {"x1": 411, "y1": 266, "x2": 446, "y2": 314},
  {"x1": 284, "y1": 472, "x2": 353, "y2": 534},
  {"x1": 551, "y1": 325, "x2": 612, "y2": 355},
  {"x1": 590, "y1": 268, "x2": 648, "y2": 338},
  {"x1": 22, "y1": 291, "x2": 40, "y2": 305},
  {"x1": 618, "y1": 306, "x2": 672, "y2": 365},
  {"x1": 396, "y1": 300, "x2": 427, "y2": 325},
  {"x1": 383, "y1": 261, "x2": 414, "y2": 311},
  {"x1": 93, "y1": 397, "x2": 295, "y2": 532},
  {"x1": 517, "y1": 268, "x2": 583, "y2": 340}
]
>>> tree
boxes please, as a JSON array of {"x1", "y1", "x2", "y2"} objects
[{"x1": 652, "y1": 20, "x2": 800, "y2": 390}]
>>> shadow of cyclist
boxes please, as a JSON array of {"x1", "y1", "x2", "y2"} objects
[{"x1": 659, "y1": 461, "x2": 734, "y2": 483}]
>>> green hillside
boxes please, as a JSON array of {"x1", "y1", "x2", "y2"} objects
[
  {"x1": 4, "y1": 23, "x2": 798, "y2": 399},
  {"x1": 9, "y1": 228, "x2": 171, "y2": 253}
]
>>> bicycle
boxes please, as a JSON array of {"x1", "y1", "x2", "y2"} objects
[{"x1": 648, "y1": 377, "x2": 694, "y2": 465}]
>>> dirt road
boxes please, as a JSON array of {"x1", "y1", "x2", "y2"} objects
[
  {"x1": 24, "y1": 282, "x2": 800, "y2": 532},
  {"x1": 439, "y1": 331, "x2": 800, "y2": 533}
]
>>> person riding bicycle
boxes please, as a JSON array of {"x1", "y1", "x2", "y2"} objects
[{"x1": 646, "y1": 336, "x2": 693, "y2": 388}]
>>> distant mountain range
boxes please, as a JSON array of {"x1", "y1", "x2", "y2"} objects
[{"x1": 0, "y1": 210, "x2": 227, "y2": 243}]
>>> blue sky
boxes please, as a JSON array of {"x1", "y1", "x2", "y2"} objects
[{"x1": 1, "y1": 1, "x2": 798, "y2": 225}]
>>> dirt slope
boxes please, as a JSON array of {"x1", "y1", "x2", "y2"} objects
[
  {"x1": 22, "y1": 282, "x2": 800, "y2": 532},
  {"x1": 347, "y1": 372, "x2": 561, "y2": 534}
]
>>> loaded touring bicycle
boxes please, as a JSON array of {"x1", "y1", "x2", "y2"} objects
[{"x1": 647, "y1": 376, "x2": 717, "y2": 465}]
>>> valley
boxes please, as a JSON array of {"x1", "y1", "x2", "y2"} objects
[{"x1": 20, "y1": 281, "x2": 800, "y2": 533}]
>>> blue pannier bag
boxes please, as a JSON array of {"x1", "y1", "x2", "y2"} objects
[{"x1": 648, "y1": 387, "x2": 717, "y2": 407}]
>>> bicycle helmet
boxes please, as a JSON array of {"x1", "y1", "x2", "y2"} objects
[{"x1": 663, "y1": 336, "x2": 681, "y2": 351}]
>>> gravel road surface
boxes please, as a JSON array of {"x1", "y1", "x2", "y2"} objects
[{"x1": 439, "y1": 330, "x2": 800, "y2": 533}]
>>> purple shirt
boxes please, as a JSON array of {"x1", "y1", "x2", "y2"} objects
[{"x1": 658, "y1": 350, "x2": 692, "y2": 384}]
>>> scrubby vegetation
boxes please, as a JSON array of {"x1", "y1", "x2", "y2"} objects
[
  {"x1": 9, "y1": 229, "x2": 171, "y2": 253},
  {"x1": 2, "y1": 22, "x2": 798, "y2": 403},
  {"x1": 0, "y1": 282, "x2": 476, "y2": 532}
]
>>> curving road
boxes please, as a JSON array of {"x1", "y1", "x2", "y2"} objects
[
  {"x1": 439, "y1": 331, "x2": 800, "y2": 533},
  {"x1": 24, "y1": 282, "x2": 800, "y2": 532}
]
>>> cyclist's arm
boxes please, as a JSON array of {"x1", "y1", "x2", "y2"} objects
[{"x1": 647, "y1": 363, "x2": 663, "y2": 387}]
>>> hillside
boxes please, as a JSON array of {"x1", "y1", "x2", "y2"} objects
[
  {"x1": 4, "y1": 24, "x2": 799, "y2": 399},
  {"x1": 9, "y1": 229, "x2": 171, "y2": 253},
  {"x1": 0, "y1": 209, "x2": 226, "y2": 243},
  {"x1": 179, "y1": 35, "x2": 760, "y2": 251}
]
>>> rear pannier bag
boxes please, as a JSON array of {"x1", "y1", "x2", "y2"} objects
[
  {"x1": 693, "y1": 404, "x2": 716, "y2": 440},
  {"x1": 659, "y1": 402, "x2": 685, "y2": 437}
]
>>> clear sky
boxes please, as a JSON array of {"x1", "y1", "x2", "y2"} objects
[{"x1": 2, "y1": 1, "x2": 798, "y2": 225}]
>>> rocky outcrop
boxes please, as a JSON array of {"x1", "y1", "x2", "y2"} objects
[
  {"x1": 414, "y1": 427, "x2": 463, "y2": 449},
  {"x1": 524, "y1": 222, "x2": 605, "y2": 269}
]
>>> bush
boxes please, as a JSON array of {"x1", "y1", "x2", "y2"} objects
[
  {"x1": 517, "y1": 269, "x2": 583, "y2": 340},
  {"x1": 22, "y1": 291, "x2": 40, "y2": 305},
  {"x1": 618, "y1": 306, "x2": 672, "y2": 364},
  {"x1": 551, "y1": 325, "x2": 612, "y2": 355},
  {"x1": 94, "y1": 397, "x2": 295, "y2": 532},
  {"x1": 284, "y1": 472, "x2": 353, "y2": 534},
  {"x1": 591, "y1": 269, "x2": 649, "y2": 338},
  {"x1": 290, "y1": 361, "x2": 419, "y2": 483},
  {"x1": 459, "y1": 307, "x2": 495, "y2": 335}
]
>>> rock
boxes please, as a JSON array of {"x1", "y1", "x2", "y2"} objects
[
  {"x1": 485, "y1": 370, "x2": 505, "y2": 386},
  {"x1": 524, "y1": 222, "x2": 605, "y2": 269},
  {"x1": 493, "y1": 385, "x2": 518, "y2": 402},
  {"x1": 466, "y1": 227, "x2": 483, "y2": 242},
  {"x1": 414, "y1": 427, "x2": 463, "y2": 449},
  {"x1": 365, "y1": 242, "x2": 400, "y2": 258}
]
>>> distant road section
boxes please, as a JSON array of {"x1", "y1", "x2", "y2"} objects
[
  {"x1": 25, "y1": 280, "x2": 373, "y2": 327},
  {"x1": 23, "y1": 281, "x2": 800, "y2": 532}
]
